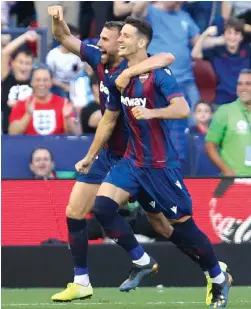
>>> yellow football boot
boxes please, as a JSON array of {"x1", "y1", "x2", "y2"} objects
[{"x1": 51, "y1": 283, "x2": 93, "y2": 302}]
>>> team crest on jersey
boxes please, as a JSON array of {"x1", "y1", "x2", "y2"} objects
[
  {"x1": 33, "y1": 110, "x2": 56, "y2": 135},
  {"x1": 139, "y1": 73, "x2": 149, "y2": 83}
]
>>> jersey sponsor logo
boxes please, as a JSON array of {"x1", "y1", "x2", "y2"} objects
[
  {"x1": 149, "y1": 201, "x2": 156, "y2": 208},
  {"x1": 139, "y1": 73, "x2": 149, "y2": 83},
  {"x1": 164, "y1": 68, "x2": 171, "y2": 75},
  {"x1": 33, "y1": 110, "x2": 56, "y2": 135},
  {"x1": 121, "y1": 96, "x2": 146, "y2": 107},
  {"x1": 99, "y1": 81, "x2": 110, "y2": 101},
  {"x1": 236, "y1": 120, "x2": 249, "y2": 134},
  {"x1": 170, "y1": 206, "x2": 177, "y2": 214}
]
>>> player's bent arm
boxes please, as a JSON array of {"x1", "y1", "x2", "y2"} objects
[
  {"x1": 8, "y1": 113, "x2": 32, "y2": 135},
  {"x1": 151, "y1": 97, "x2": 190, "y2": 119},
  {"x1": 86, "y1": 110, "x2": 120, "y2": 160},
  {"x1": 205, "y1": 141, "x2": 233, "y2": 175},
  {"x1": 124, "y1": 53, "x2": 175, "y2": 78},
  {"x1": 49, "y1": 7, "x2": 81, "y2": 57}
]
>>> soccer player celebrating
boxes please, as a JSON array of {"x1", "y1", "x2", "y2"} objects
[
  {"x1": 77, "y1": 17, "x2": 232, "y2": 308},
  {"x1": 48, "y1": 5, "x2": 176, "y2": 302}
]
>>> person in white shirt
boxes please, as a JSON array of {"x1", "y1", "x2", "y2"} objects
[{"x1": 46, "y1": 24, "x2": 84, "y2": 98}]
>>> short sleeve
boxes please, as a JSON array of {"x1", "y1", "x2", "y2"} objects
[
  {"x1": 205, "y1": 106, "x2": 228, "y2": 145},
  {"x1": 46, "y1": 49, "x2": 56, "y2": 71},
  {"x1": 154, "y1": 68, "x2": 183, "y2": 104},
  {"x1": 79, "y1": 43, "x2": 101, "y2": 70},
  {"x1": 9, "y1": 100, "x2": 26, "y2": 123}
]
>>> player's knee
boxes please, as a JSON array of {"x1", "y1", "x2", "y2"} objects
[
  {"x1": 93, "y1": 196, "x2": 119, "y2": 222},
  {"x1": 66, "y1": 201, "x2": 91, "y2": 220}
]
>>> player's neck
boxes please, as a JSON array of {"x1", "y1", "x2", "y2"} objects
[
  {"x1": 107, "y1": 56, "x2": 123, "y2": 69},
  {"x1": 127, "y1": 50, "x2": 148, "y2": 67}
]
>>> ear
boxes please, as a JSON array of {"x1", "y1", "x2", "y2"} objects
[
  {"x1": 29, "y1": 163, "x2": 34, "y2": 173},
  {"x1": 51, "y1": 161, "x2": 55, "y2": 170},
  {"x1": 138, "y1": 37, "x2": 147, "y2": 49}
]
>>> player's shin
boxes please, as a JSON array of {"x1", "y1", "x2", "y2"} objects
[
  {"x1": 67, "y1": 217, "x2": 90, "y2": 286},
  {"x1": 169, "y1": 218, "x2": 225, "y2": 283},
  {"x1": 93, "y1": 196, "x2": 150, "y2": 264}
]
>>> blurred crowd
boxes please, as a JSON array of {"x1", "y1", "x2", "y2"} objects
[{"x1": 2, "y1": 1, "x2": 251, "y2": 178}]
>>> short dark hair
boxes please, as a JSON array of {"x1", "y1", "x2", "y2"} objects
[
  {"x1": 68, "y1": 24, "x2": 80, "y2": 37},
  {"x1": 30, "y1": 147, "x2": 54, "y2": 163},
  {"x1": 104, "y1": 21, "x2": 125, "y2": 32},
  {"x1": 224, "y1": 18, "x2": 244, "y2": 36},
  {"x1": 31, "y1": 64, "x2": 53, "y2": 79},
  {"x1": 240, "y1": 68, "x2": 251, "y2": 75},
  {"x1": 12, "y1": 49, "x2": 34, "y2": 60},
  {"x1": 124, "y1": 16, "x2": 153, "y2": 47},
  {"x1": 194, "y1": 100, "x2": 213, "y2": 113}
]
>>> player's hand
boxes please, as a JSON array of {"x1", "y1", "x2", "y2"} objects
[
  {"x1": 26, "y1": 96, "x2": 35, "y2": 115},
  {"x1": 203, "y1": 26, "x2": 217, "y2": 37},
  {"x1": 24, "y1": 30, "x2": 38, "y2": 42},
  {"x1": 48, "y1": 5, "x2": 64, "y2": 21},
  {"x1": 131, "y1": 107, "x2": 153, "y2": 120},
  {"x1": 115, "y1": 69, "x2": 131, "y2": 93},
  {"x1": 223, "y1": 168, "x2": 236, "y2": 177},
  {"x1": 75, "y1": 156, "x2": 94, "y2": 174},
  {"x1": 62, "y1": 99, "x2": 74, "y2": 118}
]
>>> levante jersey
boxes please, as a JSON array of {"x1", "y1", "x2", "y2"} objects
[
  {"x1": 107, "y1": 64, "x2": 183, "y2": 168},
  {"x1": 80, "y1": 43, "x2": 128, "y2": 156}
]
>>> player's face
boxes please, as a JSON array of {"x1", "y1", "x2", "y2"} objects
[
  {"x1": 118, "y1": 24, "x2": 144, "y2": 57},
  {"x1": 11, "y1": 52, "x2": 33, "y2": 81},
  {"x1": 224, "y1": 28, "x2": 243, "y2": 49},
  {"x1": 194, "y1": 103, "x2": 212, "y2": 124},
  {"x1": 237, "y1": 73, "x2": 251, "y2": 105},
  {"x1": 31, "y1": 69, "x2": 53, "y2": 99},
  {"x1": 97, "y1": 27, "x2": 120, "y2": 64},
  {"x1": 30, "y1": 149, "x2": 54, "y2": 178}
]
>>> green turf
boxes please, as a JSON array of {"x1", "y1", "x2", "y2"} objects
[{"x1": 2, "y1": 287, "x2": 251, "y2": 309}]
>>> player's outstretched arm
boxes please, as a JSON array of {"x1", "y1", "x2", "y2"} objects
[
  {"x1": 75, "y1": 109, "x2": 120, "y2": 174},
  {"x1": 48, "y1": 5, "x2": 81, "y2": 57},
  {"x1": 116, "y1": 53, "x2": 175, "y2": 92}
]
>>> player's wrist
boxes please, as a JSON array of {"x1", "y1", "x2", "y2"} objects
[{"x1": 122, "y1": 68, "x2": 133, "y2": 78}]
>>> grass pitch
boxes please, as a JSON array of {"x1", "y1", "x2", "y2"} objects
[{"x1": 2, "y1": 287, "x2": 251, "y2": 309}]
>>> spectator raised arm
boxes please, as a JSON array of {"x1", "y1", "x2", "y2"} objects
[{"x1": 113, "y1": 1, "x2": 134, "y2": 17}]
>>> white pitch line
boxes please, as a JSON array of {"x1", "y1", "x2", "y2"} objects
[{"x1": 2, "y1": 300, "x2": 251, "y2": 307}]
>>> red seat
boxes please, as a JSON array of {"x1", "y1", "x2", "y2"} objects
[{"x1": 193, "y1": 59, "x2": 217, "y2": 103}]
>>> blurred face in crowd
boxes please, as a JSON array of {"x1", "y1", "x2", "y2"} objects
[
  {"x1": 31, "y1": 69, "x2": 53, "y2": 100},
  {"x1": 194, "y1": 103, "x2": 212, "y2": 125},
  {"x1": 118, "y1": 24, "x2": 147, "y2": 58},
  {"x1": 224, "y1": 27, "x2": 243, "y2": 50},
  {"x1": 97, "y1": 27, "x2": 121, "y2": 64},
  {"x1": 11, "y1": 52, "x2": 33, "y2": 81},
  {"x1": 30, "y1": 149, "x2": 55, "y2": 178},
  {"x1": 237, "y1": 73, "x2": 251, "y2": 106},
  {"x1": 163, "y1": 1, "x2": 182, "y2": 11}
]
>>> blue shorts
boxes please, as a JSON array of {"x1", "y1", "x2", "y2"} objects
[
  {"x1": 77, "y1": 148, "x2": 121, "y2": 184},
  {"x1": 104, "y1": 158, "x2": 192, "y2": 219}
]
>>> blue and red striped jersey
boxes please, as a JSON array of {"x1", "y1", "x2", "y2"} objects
[
  {"x1": 108, "y1": 65, "x2": 183, "y2": 168},
  {"x1": 79, "y1": 42, "x2": 128, "y2": 156}
]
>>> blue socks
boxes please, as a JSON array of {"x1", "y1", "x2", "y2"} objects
[
  {"x1": 169, "y1": 218, "x2": 221, "y2": 278},
  {"x1": 67, "y1": 217, "x2": 89, "y2": 276},
  {"x1": 94, "y1": 196, "x2": 145, "y2": 261}
]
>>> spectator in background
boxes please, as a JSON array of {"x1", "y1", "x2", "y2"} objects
[
  {"x1": 192, "y1": 18, "x2": 251, "y2": 105},
  {"x1": 1, "y1": 1, "x2": 16, "y2": 27},
  {"x1": 46, "y1": 24, "x2": 84, "y2": 98},
  {"x1": 112, "y1": 1, "x2": 134, "y2": 21},
  {"x1": 35, "y1": 1, "x2": 80, "y2": 48},
  {"x1": 1, "y1": 30, "x2": 38, "y2": 134},
  {"x1": 79, "y1": 74, "x2": 102, "y2": 133},
  {"x1": 69, "y1": 66, "x2": 94, "y2": 115},
  {"x1": 187, "y1": 101, "x2": 219, "y2": 176},
  {"x1": 8, "y1": 66, "x2": 79, "y2": 136},
  {"x1": 30, "y1": 147, "x2": 76, "y2": 179},
  {"x1": 206, "y1": 69, "x2": 251, "y2": 177}
]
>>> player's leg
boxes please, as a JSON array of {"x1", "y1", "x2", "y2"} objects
[
  {"x1": 93, "y1": 159, "x2": 158, "y2": 292},
  {"x1": 52, "y1": 151, "x2": 110, "y2": 302},
  {"x1": 139, "y1": 167, "x2": 232, "y2": 308}
]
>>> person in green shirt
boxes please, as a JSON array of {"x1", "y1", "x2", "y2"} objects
[
  {"x1": 206, "y1": 69, "x2": 251, "y2": 176},
  {"x1": 30, "y1": 147, "x2": 76, "y2": 179}
]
